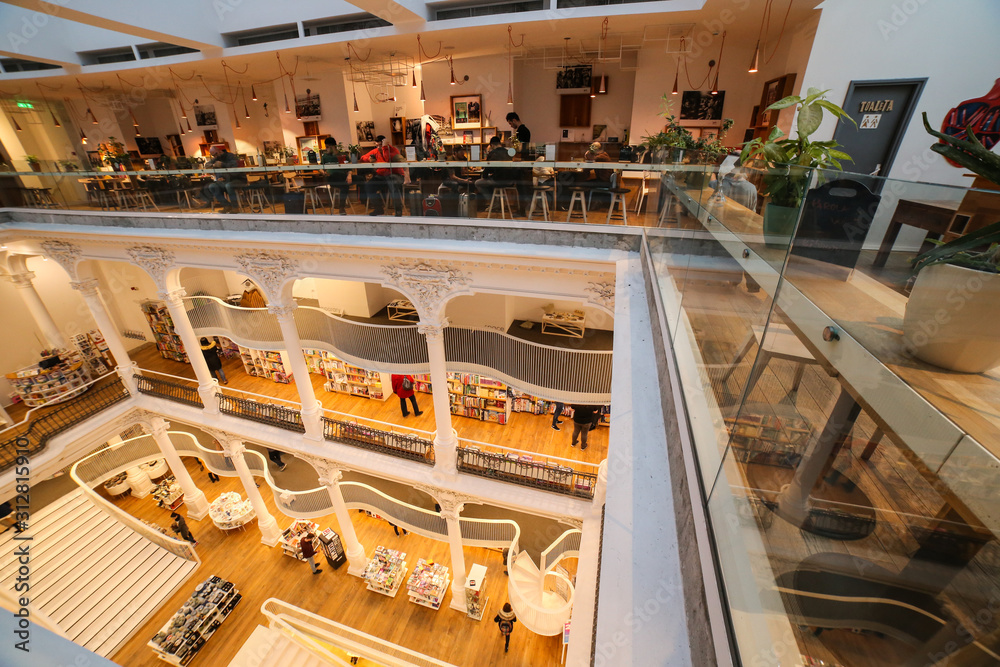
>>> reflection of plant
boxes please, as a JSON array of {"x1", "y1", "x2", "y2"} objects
[
  {"x1": 693, "y1": 118, "x2": 735, "y2": 161},
  {"x1": 24, "y1": 155, "x2": 39, "y2": 164},
  {"x1": 97, "y1": 136, "x2": 129, "y2": 164},
  {"x1": 912, "y1": 112, "x2": 1000, "y2": 275},
  {"x1": 740, "y1": 88, "x2": 854, "y2": 208},
  {"x1": 642, "y1": 95, "x2": 694, "y2": 151},
  {"x1": 58, "y1": 159, "x2": 78, "y2": 171}
]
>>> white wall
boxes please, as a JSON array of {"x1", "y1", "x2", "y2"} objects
[
  {"x1": 179, "y1": 267, "x2": 231, "y2": 298},
  {"x1": 800, "y1": 0, "x2": 1000, "y2": 250},
  {"x1": 89, "y1": 259, "x2": 163, "y2": 353}
]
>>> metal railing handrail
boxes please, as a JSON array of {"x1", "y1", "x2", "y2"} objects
[
  {"x1": 0, "y1": 373, "x2": 112, "y2": 437},
  {"x1": 456, "y1": 435, "x2": 601, "y2": 470},
  {"x1": 321, "y1": 407, "x2": 435, "y2": 437},
  {"x1": 271, "y1": 618, "x2": 353, "y2": 667},
  {"x1": 216, "y1": 384, "x2": 301, "y2": 409},
  {"x1": 134, "y1": 367, "x2": 200, "y2": 384},
  {"x1": 540, "y1": 528, "x2": 583, "y2": 573},
  {"x1": 261, "y1": 598, "x2": 460, "y2": 667}
]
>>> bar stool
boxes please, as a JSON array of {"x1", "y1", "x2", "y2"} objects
[
  {"x1": 25, "y1": 188, "x2": 58, "y2": 209},
  {"x1": 133, "y1": 186, "x2": 160, "y2": 212},
  {"x1": 301, "y1": 186, "x2": 324, "y2": 214},
  {"x1": 486, "y1": 185, "x2": 516, "y2": 219},
  {"x1": 526, "y1": 185, "x2": 552, "y2": 221},
  {"x1": 316, "y1": 184, "x2": 349, "y2": 214},
  {"x1": 565, "y1": 186, "x2": 588, "y2": 223},
  {"x1": 605, "y1": 172, "x2": 630, "y2": 225}
]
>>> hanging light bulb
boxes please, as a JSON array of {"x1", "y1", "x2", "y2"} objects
[
  {"x1": 87, "y1": 107, "x2": 98, "y2": 124},
  {"x1": 79, "y1": 127, "x2": 88, "y2": 144},
  {"x1": 412, "y1": 70, "x2": 417, "y2": 88},
  {"x1": 450, "y1": 65, "x2": 456, "y2": 85},
  {"x1": 284, "y1": 94, "x2": 291, "y2": 113},
  {"x1": 244, "y1": 103, "x2": 250, "y2": 119},
  {"x1": 135, "y1": 126, "x2": 141, "y2": 136},
  {"x1": 711, "y1": 75, "x2": 719, "y2": 95},
  {"x1": 671, "y1": 66, "x2": 679, "y2": 95},
  {"x1": 748, "y1": 41, "x2": 760, "y2": 73},
  {"x1": 50, "y1": 110, "x2": 61, "y2": 127},
  {"x1": 508, "y1": 82, "x2": 513, "y2": 105},
  {"x1": 251, "y1": 84, "x2": 258, "y2": 101},
  {"x1": 180, "y1": 105, "x2": 188, "y2": 119},
  {"x1": 420, "y1": 80, "x2": 426, "y2": 102},
  {"x1": 186, "y1": 117, "x2": 192, "y2": 131},
  {"x1": 130, "y1": 110, "x2": 139, "y2": 127},
  {"x1": 235, "y1": 116, "x2": 241, "y2": 129},
  {"x1": 599, "y1": 75, "x2": 606, "y2": 94},
  {"x1": 179, "y1": 123, "x2": 185, "y2": 136}
]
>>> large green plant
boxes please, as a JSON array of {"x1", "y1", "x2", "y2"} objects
[
  {"x1": 642, "y1": 94, "x2": 695, "y2": 152},
  {"x1": 740, "y1": 88, "x2": 855, "y2": 208},
  {"x1": 912, "y1": 112, "x2": 1000, "y2": 274}
]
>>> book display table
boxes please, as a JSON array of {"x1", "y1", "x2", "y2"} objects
[
  {"x1": 208, "y1": 492, "x2": 255, "y2": 531},
  {"x1": 153, "y1": 477, "x2": 184, "y2": 510},
  {"x1": 280, "y1": 520, "x2": 320, "y2": 560},
  {"x1": 6, "y1": 350, "x2": 89, "y2": 408},
  {"x1": 541, "y1": 310, "x2": 586, "y2": 338},
  {"x1": 364, "y1": 546, "x2": 407, "y2": 598},
  {"x1": 406, "y1": 559, "x2": 450, "y2": 610},
  {"x1": 148, "y1": 575, "x2": 241, "y2": 665}
]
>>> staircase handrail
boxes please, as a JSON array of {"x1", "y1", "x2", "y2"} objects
[
  {"x1": 539, "y1": 528, "x2": 583, "y2": 573},
  {"x1": 270, "y1": 617, "x2": 353, "y2": 666},
  {"x1": 261, "y1": 598, "x2": 460, "y2": 666}
]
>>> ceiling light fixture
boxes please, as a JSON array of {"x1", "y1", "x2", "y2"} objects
[
  {"x1": 353, "y1": 91, "x2": 359, "y2": 113},
  {"x1": 711, "y1": 31, "x2": 726, "y2": 95},
  {"x1": 599, "y1": 75, "x2": 606, "y2": 94},
  {"x1": 251, "y1": 84, "x2": 258, "y2": 100},
  {"x1": 12, "y1": 116, "x2": 22, "y2": 132},
  {"x1": 79, "y1": 128, "x2": 88, "y2": 144},
  {"x1": 412, "y1": 70, "x2": 417, "y2": 88},
  {"x1": 87, "y1": 107, "x2": 98, "y2": 124},
  {"x1": 179, "y1": 123, "x2": 185, "y2": 136},
  {"x1": 186, "y1": 117, "x2": 192, "y2": 131},
  {"x1": 748, "y1": 41, "x2": 760, "y2": 73},
  {"x1": 420, "y1": 80, "x2": 426, "y2": 102},
  {"x1": 50, "y1": 110, "x2": 61, "y2": 128}
]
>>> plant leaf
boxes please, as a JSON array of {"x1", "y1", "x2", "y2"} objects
[
  {"x1": 828, "y1": 149, "x2": 853, "y2": 160},
  {"x1": 815, "y1": 99, "x2": 857, "y2": 126},
  {"x1": 766, "y1": 95, "x2": 801, "y2": 111},
  {"x1": 797, "y1": 103, "x2": 823, "y2": 139},
  {"x1": 762, "y1": 143, "x2": 787, "y2": 163},
  {"x1": 802, "y1": 88, "x2": 830, "y2": 106}
]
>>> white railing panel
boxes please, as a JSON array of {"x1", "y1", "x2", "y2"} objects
[
  {"x1": 458, "y1": 517, "x2": 519, "y2": 549},
  {"x1": 340, "y1": 482, "x2": 448, "y2": 538},
  {"x1": 540, "y1": 529, "x2": 582, "y2": 572}
]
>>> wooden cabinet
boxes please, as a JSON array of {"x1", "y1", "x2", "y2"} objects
[
  {"x1": 389, "y1": 116, "x2": 406, "y2": 147},
  {"x1": 559, "y1": 95, "x2": 592, "y2": 128}
]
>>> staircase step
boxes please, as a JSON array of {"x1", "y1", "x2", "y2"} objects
[
  {"x1": 0, "y1": 495, "x2": 101, "y2": 575},
  {"x1": 18, "y1": 517, "x2": 127, "y2": 597},
  {"x1": 33, "y1": 525, "x2": 137, "y2": 610},
  {"x1": 85, "y1": 557, "x2": 197, "y2": 656},
  {"x1": 227, "y1": 625, "x2": 282, "y2": 667}
]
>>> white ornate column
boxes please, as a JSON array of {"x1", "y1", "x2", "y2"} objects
[
  {"x1": 125, "y1": 466, "x2": 153, "y2": 498},
  {"x1": 147, "y1": 417, "x2": 209, "y2": 520},
  {"x1": 222, "y1": 438, "x2": 282, "y2": 546},
  {"x1": 70, "y1": 278, "x2": 137, "y2": 393},
  {"x1": 268, "y1": 302, "x2": 323, "y2": 440},
  {"x1": 419, "y1": 322, "x2": 458, "y2": 474},
  {"x1": 6, "y1": 262, "x2": 67, "y2": 349},
  {"x1": 439, "y1": 493, "x2": 470, "y2": 613},
  {"x1": 381, "y1": 262, "x2": 473, "y2": 476},
  {"x1": 160, "y1": 287, "x2": 220, "y2": 413},
  {"x1": 311, "y1": 460, "x2": 368, "y2": 576}
]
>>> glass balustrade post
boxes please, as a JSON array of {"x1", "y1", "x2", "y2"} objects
[
  {"x1": 418, "y1": 322, "x2": 458, "y2": 475},
  {"x1": 439, "y1": 495, "x2": 470, "y2": 613},
  {"x1": 161, "y1": 288, "x2": 219, "y2": 413},
  {"x1": 148, "y1": 417, "x2": 209, "y2": 520},
  {"x1": 223, "y1": 438, "x2": 282, "y2": 546},
  {"x1": 315, "y1": 464, "x2": 368, "y2": 577},
  {"x1": 7, "y1": 263, "x2": 67, "y2": 349},
  {"x1": 268, "y1": 303, "x2": 323, "y2": 440},
  {"x1": 70, "y1": 278, "x2": 137, "y2": 393}
]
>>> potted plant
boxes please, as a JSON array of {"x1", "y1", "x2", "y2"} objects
[
  {"x1": 688, "y1": 118, "x2": 735, "y2": 189},
  {"x1": 348, "y1": 144, "x2": 362, "y2": 164},
  {"x1": 58, "y1": 159, "x2": 78, "y2": 172},
  {"x1": 901, "y1": 113, "x2": 1000, "y2": 373},
  {"x1": 24, "y1": 155, "x2": 41, "y2": 172},
  {"x1": 740, "y1": 88, "x2": 855, "y2": 246},
  {"x1": 642, "y1": 94, "x2": 695, "y2": 164}
]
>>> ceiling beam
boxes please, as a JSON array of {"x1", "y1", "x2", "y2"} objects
[{"x1": 343, "y1": 0, "x2": 427, "y2": 25}]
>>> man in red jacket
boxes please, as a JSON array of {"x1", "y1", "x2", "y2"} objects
[
  {"x1": 391, "y1": 374, "x2": 423, "y2": 417},
  {"x1": 362, "y1": 135, "x2": 406, "y2": 216}
]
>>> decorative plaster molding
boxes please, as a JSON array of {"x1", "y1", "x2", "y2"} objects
[
  {"x1": 40, "y1": 240, "x2": 82, "y2": 280},
  {"x1": 158, "y1": 287, "x2": 187, "y2": 308},
  {"x1": 437, "y1": 493, "x2": 465, "y2": 520},
  {"x1": 234, "y1": 251, "x2": 299, "y2": 300},
  {"x1": 585, "y1": 281, "x2": 615, "y2": 312},
  {"x1": 267, "y1": 303, "x2": 298, "y2": 319},
  {"x1": 381, "y1": 262, "x2": 472, "y2": 323},
  {"x1": 70, "y1": 278, "x2": 101, "y2": 296},
  {"x1": 416, "y1": 322, "x2": 448, "y2": 342},
  {"x1": 562, "y1": 518, "x2": 584, "y2": 530},
  {"x1": 7, "y1": 271, "x2": 35, "y2": 289},
  {"x1": 127, "y1": 246, "x2": 176, "y2": 290}
]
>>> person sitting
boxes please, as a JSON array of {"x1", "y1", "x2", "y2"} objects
[
  {"x1": 361, "y1": 135, "x2": 406, "y2": 216},
  {"x1": 474, "y1": 137, "x2": 514, "y2": 208},
  {"x1": 710, "y1": 165, "x2": 758, "y2": 211},
  {"x1": 203, "y1": 145, "x2": 246, "y2": 213},
  {"x1": 321, "y1": 137, "x2": 350, "y2": 214}
]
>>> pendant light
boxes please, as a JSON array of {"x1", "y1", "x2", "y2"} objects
[
  {"x1": 130, "y1": 109, "x2": 140, "y2": 128},
  {"x1": 251, "y1": 84, "x2": 258, "y2": 101},
  {"x1": 353, "y1": 91, "x2": 359, "y2": 112},
  {"x1": 244, "y1": 103, "x2": 250, "y2": 119},
  {"x1": 12, "y1": 116, "x2": 23, "y2": 132},
  {"x1": 50, "y1": 110, "x2": 61, "y2": 127},
  {"x1": 79, "y1": 127, "x2": 88, "y2": 144},
  {"x1": 420, "y1": 80, "x2": 426, "y2": 102},
  {"x1": 671, "y1": 63, "x2": 679, "y2": 95},
  {"x1": 748, "y1": 41, "x2": 760, "y2": 73},
  {"x1": 87, "y1": 107, "x2": 98, "y2": 124},
  {"x1": 284, "y1": 93, "x2": 291, "y2": 113},
  {"x1": 508, "y1": 82, "x2": 513, "y2": 105},
  {"x1": 711, "y1": 31, "x2": 726, "y2": 96},
  {"x1": 599, "y1": 75, "x2": 606, "y2": 94},
  {"x1": 450, "y1": 69, "x2": 456, "y2": 86},
  {"x1": 179, "y1": 123, "x2": 185, "y2": 136},
  {"x1": 186, "y1": 117, "x2": 192, "y2": 131},
  {"x1": 412, "y1": 70, "x2": 417, "y2": 88}
]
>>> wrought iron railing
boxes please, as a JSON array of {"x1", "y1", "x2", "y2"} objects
[
  {"x1": 322, "y1": 416, "x2": 435, "y2": 465},
  {"x1": 133, "y1": 373, "x2": 203, "y2": 408},
  {"x1": 217, "y1": 393, "x2": 305, "y2": 433},
  {"x1": 0, "y1": 377, "x2": 130, "y2": 473},
  {"x1": 456, "y1": 446, "x2": 597, "y2": 499}
]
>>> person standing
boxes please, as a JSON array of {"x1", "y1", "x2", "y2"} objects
[
  {"x1": 300, "y1": 532, "x2": 322, "y2": 574},
  {"x1": 170, "y1": 512, "x2": 196, "y2": 545},
  {"x1": 570, "y1": 404, "x2": 598, "y2": 450},
  {"x1": 506, "y1": 112, "x2": 531, "y2": 159},
  {"x1": 267, "y1": 448, "x2": 287, "y2": 471},
  {"x1": 321, "y1": 137, "x2": 350, "y2": 214},
  {"x1": 391, "y1": 374, "x2": 422, "y2": 417},
  {"x1": 361, "y1": 135, "x2": 406, "y2": 216},
  {"x1": 551, "y1": 402, "x2": 565, "y2": 431},
  {"x1": 200, "y1": 337, "x2": 227, "y2": 384},
  {"x1": 494, "y1": 602, "x2": 517, "y2": 653}
]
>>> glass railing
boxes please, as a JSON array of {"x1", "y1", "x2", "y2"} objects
[
  {"x1": 0, "y1": 159, "x2": 714, "y2": 223},
  {"x1": 647, "y1": 165, "x2": 1000, "y2": 666}
]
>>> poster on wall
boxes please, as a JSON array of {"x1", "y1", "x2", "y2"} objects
[
  {"x1": 135, "y1": 137, "x2": 164, "y2": 156},
  {"x1": 451, "y1": 94, "x2": 482, "y2": 129},
  {"x1": 680, "y1": 91, "x2": 726, "y2": 124},
  {"x1": 295, "y1": 90, "x2": 321, "y2": 121},
  {"x1": 556, "y1": 66, "x2": 592, "y2": 94},
  {"x1": 356, "y1": 120, "x2": 376, "y2": 143},
  {"x1": 193, "y1": 104, "x2": 217, "y2": 128}
]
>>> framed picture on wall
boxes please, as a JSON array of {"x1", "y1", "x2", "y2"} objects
[
  {"x1": 556, "y1": 65, "x2": 592, "y2": 94},
  {"x1": 356, "y1": 120, "x2": 376, "y2": 143},
  {"x1": 135, "y1": 136, "x2": 164, "y2": 156},
  {"x1": 451, "y1": 94, "x2": 482, "y2": 129},
  {"x1": 193, "y1": 104, "x2": 217, "y2": 128},
  {"x1": 294, "y1": 90, "x2": 321, "y2": 121},
  {"x1": 680, "y1": 90, "x2": 726, "y2": 124}
]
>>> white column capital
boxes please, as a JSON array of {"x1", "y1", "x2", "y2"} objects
[
  {"x1": 7, "y1": 271, "x2": 35, "y2": 289},
  {"x1": 219, "y1": 437, "x2": 244, "y2": 457},
  {"x1": 158, "y1": 287, "x2": 187, "y2": 308},
  {"x1": 40, "y1": 240, "x2": 82, "y2": 280},
  {"x1": 438, "y1": 494, "x2": 465, "y2": 521},
  {"x1": 234, "y1": 251, "x2": 299, "y2": 301},
  {"x1": 381, "y1": 261, "x2": 472, "y2": 324},
  {"x1": 127, "y1": 245, "x2": 176, "y2": 292},
  {"x1": 267, "y1": 302, "x2": 298, "y2": 320},
  {"x1": 70, "y1": 278, "x2": 101, "y2": 296},
  {"x1": 318, "y1": 469, "x2": 344, "y2": 487},
  {"x1": 417, "y1": 320, "x2": 449, "y2": 341},
  {"x1": 148, "y1": 418, "x2": 170, "y2": 437}
]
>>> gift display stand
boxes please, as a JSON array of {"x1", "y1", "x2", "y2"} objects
[
  {"x1": 364, "y1": 546, "x2": 407, "y2": 598},
  {"x1": 319, "y1": 528, "x2": 347, "y2": 569},
  {"x1": 465, "y1": 563, "x2": 488, "y2": 620},
  {"x1": 280, "y1": 519, "x2": 320, "y2": 560},
  {"x1": 406, "y1": 559, "x2": 450, "y2": 610},
  {"x1": 208, "y1": 492, "x2": 255, "y2": 531},
  {"x1": 148, "y1": 575, "x2": 241, "y2": 665},
  {"x1": 153, "y1": 477, "x2": 184, "y2": 510}
]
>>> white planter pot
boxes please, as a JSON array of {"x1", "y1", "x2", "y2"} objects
[{"x1": 902, "y1": 263, "x2": 1000, "y2": 373}]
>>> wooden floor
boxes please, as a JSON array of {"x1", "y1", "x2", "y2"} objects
[
  {"x1": 672, "y1": 275, "x2": 1000, "y2": 666},
  {"x1": 130, "y1": 344, "x2": 610, "y2": 468},
  {"x1": 107, "y1": 457, "x2": 566, "y2": 666}
]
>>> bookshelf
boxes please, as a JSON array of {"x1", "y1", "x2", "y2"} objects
[
  {"x1": 447, "y1": 373, "x2": 511, "y2": 425},
  {"x1": 389, "y1": 116, "x2": 407, "y2": 147},
  {"x1": 72, "y1": 330, "x2": 113, "y2": 376},
  {"x1": 237, "y1": 345, "x2": 292, "y2": 384},
  {"x1": 302, "y1": 348, "x2": 390, "y2": 401},
  {"x1": 509, "y1": 389, "x2": 610, "y2": 426},
  {"x1": 141, "y1": 301, "x2": 188, "y2": 362},
  {"x1": 6, "y1": 349, "x2": 89, "y2": 408}
]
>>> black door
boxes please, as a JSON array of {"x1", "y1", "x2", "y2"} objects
[{"x1": 833, "y1": 79, "x2": 926, "y2": 179}]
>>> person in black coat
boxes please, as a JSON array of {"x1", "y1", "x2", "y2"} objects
[
  {"x1": 494, "y1": 602, "x2": 517, "y2": 653},
  {"x1": 200, "y1": 337, "x2": 227, "y2": 384},
  {"x1": 570, "y1": 404, "x2": 598, "y2": 450},
  {"x1": 170, "y1": 512, "x2": 196, "y2": 544}
]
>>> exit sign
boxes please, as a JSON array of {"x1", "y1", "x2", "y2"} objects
[{"x1": 16, "y1": 101, "x2": 33, "y2": 109}]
